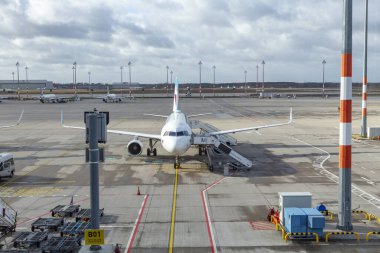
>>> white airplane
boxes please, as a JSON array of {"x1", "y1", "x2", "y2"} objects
[
  {"x1": 0, "y1": 110, "x2": 24, "y2": 129},
  {"x1": 62, "y1": 78, "x2": 292, "y2": 168},
  {"x1": 100, "y1": 86, "x2": 124, "y2": 103},
  {"x1": 39, "y1": 89, "x2": 74, "y2": 103}
]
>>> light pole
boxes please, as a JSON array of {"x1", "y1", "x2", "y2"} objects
[
  {"x1": 25, "y1": 66, "x2": 29, "y2": 98},
  {"x1": 166, "y1": 65, "x2": 169, "y2": 97},
  {"x1": 212, "y1": 65, "x2": 216, "y2": 97},
  {"x1": 322, "y1": 60, "x2": 326, "y2": 98},
  {"x1": 16, "y1": 62, "x2": 20, "y2": 100},
  {"x1": 244, "y1": 70, "x2": 247, "y2": 96},
  {"x1": 120, "y1": 66, "x2": 123, "y2": 96},
  {"x1": 199, "y1": 61, "x2": 202, "y2": 98},
  {"x1": 256, "y1": 65, "x2": 259, "y2": 93},
  {"x1": 72, "y1": 66, "x2": 75, "y2": 83},
  {"x1": 88, "y1": 71, "x2": 91, "y2": 97},
  {"x1": 361, "y1": 0, "x2": 369, "y2": 138},
  {"x1": 73, "y1": 61, "x2": 77, "y2": 99},
  {"x1": 261, "y1": 60, "x2": 265, "y2": 93},
  {"x1": 128, "y1": 61, "x2": 132, "y2": 99},
  {"x1": 170, "y1": 70, "x2": 173, "y2": 91},
  {"x1": 12, "y1": 72, "x2": 14, "y2": 90}
]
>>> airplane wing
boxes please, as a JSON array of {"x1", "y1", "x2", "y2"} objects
[
  {"x1": 144, "y1": 113, "x2": 168, "y2": 118},
  {"x1": 61, "y1": 111, "x2": 161, "y2": 140},
  {"x1": 208, "y1": 108, "x2": 292, "y2": 136},
  {"x1": 0, "y1": 110, "x2": 24, "y2": 129},
  {"x1": 187, "y1": 113, "x2": 212, "y2": 118}
]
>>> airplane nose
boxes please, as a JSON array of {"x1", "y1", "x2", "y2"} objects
[{"x1": 163, "y1": 137, "x2": 189, "y2": 155}]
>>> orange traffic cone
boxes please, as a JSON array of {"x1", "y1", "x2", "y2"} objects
[{"x1": 137, "y1": 186, "x2": 141, "y2": 195}]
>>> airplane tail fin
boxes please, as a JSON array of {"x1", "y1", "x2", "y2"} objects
[
  {"x1": 107, "y1": 85, "x2": 110, "y2": 95},
  {"x1": 173, "y1": 77, "x2": 180, "y2": 112}
]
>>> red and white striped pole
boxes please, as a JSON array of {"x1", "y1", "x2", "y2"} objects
[
  {"x1": 361, "y1": 0, "x2": 368, "y2": 137},
  {"x1": 337, "y1": 0, "x2": 353, "y2": 231}
]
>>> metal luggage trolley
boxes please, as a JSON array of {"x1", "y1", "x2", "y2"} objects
[
  {"x1": 51, "y1": 205, "x2": 80, "y2": 218},
  {"x1": 31, "y1": 218, "x2": 64, "y2": 232},
  {"x1": 75, "y1": 208, "x2": 104, "y2": 222},
  {"x1": 41, "y1": 237, "x2": 80, "y2": 253},
  {"x1": 0, "y1": 250, "x2": 28, "y2": 253},
  {"x1": 12, "y1": 231, "x2": 49, "y2": 248},
  {"x1": 60, "y1": 221, "x2": 89, "y2": 238}
]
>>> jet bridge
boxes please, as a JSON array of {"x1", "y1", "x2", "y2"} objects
[{"x1": 191, "y1": 120, "x2": 252, "y2": 169}]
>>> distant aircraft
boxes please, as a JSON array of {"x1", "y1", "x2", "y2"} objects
[
  {"x1": 39, "y1": 89, "x2": 75, "y2": 103},
  {"x1": 62, "y1": 78, "x2": 292, "y2": 168},
  {"x1": 0, "y1": 110, "x2": 23, "y2": 128},
  {"x1": 100, "y1": 86, "x2": 125, "y2": 103}
]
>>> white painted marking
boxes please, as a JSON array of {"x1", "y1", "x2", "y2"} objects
[
  {"x1": 360, "y1": 177, "x2": 375, "y2": 185},
  {"x1": 291, "y1": 137, "x2": 380, "y2": 210}
]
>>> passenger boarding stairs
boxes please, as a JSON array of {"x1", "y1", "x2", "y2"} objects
[
  {"x1": 190, "y1": 120, "x2": 237, "y2": 146},
  {"x1": 0, "y1": 197, "x2": 17, "y2": 237},
  {"x1": 190, "y1": 120, "x2": 252, "y2": 168}
]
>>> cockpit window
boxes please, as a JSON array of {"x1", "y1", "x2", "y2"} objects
[{"x1": 166, "y1": 131, "x2": 190, "y2": 137}]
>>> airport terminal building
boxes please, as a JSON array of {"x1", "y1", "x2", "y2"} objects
[{"x1": 0, "y1": 80, "x2": 54, "y2": 90}]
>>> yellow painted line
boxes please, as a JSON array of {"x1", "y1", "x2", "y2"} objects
[{"x1": 168, "y1": 168, "x2": 179, "y2": 253}]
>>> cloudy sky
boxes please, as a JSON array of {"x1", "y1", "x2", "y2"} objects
[{"x1": 0, "y1": 0, "x2": 378, "y2": 84}]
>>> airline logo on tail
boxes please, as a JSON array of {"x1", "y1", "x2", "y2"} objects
[{"x1": 173, "y1": 78, "x2": 180, "y2": 112}]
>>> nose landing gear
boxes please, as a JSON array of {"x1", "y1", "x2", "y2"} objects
[{"x1": 174, "y1": 156, "x2": 180, "y2": 169}]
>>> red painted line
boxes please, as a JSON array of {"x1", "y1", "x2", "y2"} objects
[
  {"x1": 201, "y1": 192, "x2": 215, "y2": 253},
  {"x1": 201, "y1": 177, "x2": 226, "y2": 253},
  {"x1": 204, "y1": 177, "x2": 225, "y2": 191},
  {"x1": 125, "y1": 194, "x2": 149, "y2": 253}
]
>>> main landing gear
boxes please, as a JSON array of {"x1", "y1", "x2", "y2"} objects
[
  {"x1": 147, "y1": 138, "x2": 158, "y2": 156},
  {"x1": 174, "y1": 156, "x2": 180, "y2": 169}
]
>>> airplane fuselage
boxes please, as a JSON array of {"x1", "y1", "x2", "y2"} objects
[
  {"x1": 103, "y1": 94, "x2": 122, "y2": 103},
  {"x1": 160, "y1": 112, "x2": 192, "y2": 155}
]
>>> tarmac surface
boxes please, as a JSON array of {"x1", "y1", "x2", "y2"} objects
[{"x1": 1, "y1": 96, "x2": 380, "y2": 252}]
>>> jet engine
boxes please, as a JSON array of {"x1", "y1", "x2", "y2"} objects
[{"x1": 127, "y1": 140, "x2": 143, "y2": 155}]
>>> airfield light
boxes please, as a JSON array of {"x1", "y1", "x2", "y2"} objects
[
  {"x1": 120, "y1": 66, "x2": 123, "y2": 96},
  {"x1": 25, "y1": 66, "x2": 29, "y2": 98},
  {"x1": 170, "y1": 70, "x2": 173, "y2": 91},
  {"x1": 128, "y1": 61, "x2": 132, "y2": 99},
  {"x1": 244, "y1": 70, "x2": 247, "y2": 96},
  {"x1": 199, "y1": 61, "x2": 202, "y2": 98},
  {"x1": 12, "y1": 72, "x2": 14, "y2": 90},
  {"x1": 261, "y1": 60, "x2": 265, "y2": 93},
  {"x1": 166, "y1": 66, "x2": 169, "y2": 97},
  {"x1": 322, "y1": 60, "x2": 326, "y2": 98},
  {"x1": 212, "y1": 65, "x2": 216, "y2": 97},
  {"x1": 88, "y1": 71, "x2": 91, "y2": 96},
  {"x1": 16, "y1": 62, "x2": 20, "y2": 100},
  {"x1": 256, "y1": 65, "x2": 259, "y2": 93},
  {"x1": 361, "y1": 0, "x2": 368, "y2": 138},
  {"x1": 73, "y1": 62, "x2": 77, "y2": 99}
]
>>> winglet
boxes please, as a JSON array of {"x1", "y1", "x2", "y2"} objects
[{"x1": 289, "y1": 108, "x2": 293, "y2": 124}]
